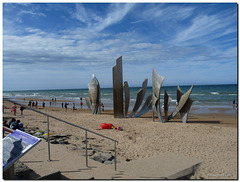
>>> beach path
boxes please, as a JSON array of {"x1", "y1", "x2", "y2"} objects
[{"x1": 19, "y1": 139, "x2": 201, "y2": 179}]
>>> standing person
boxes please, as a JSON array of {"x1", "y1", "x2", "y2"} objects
[
  {"x1": 65, "y1": 102, "x2": 69, "y2": 112},
  {"x1": 42, "y1": 102, "x2": 45, "y2": 108},
  {"x1": 80, "y1": 98, "x2": 83, "y2": 109},
  {"x1": 50, "y1": 101, "x2": 52, "y2": 107},
  {"x1": 101, "y1": 103, "x2": 104, "y2": 111},
  {"x1": 32, "y1": 101, "x2": 35, "y2": 107},
  {"x1": 11, "y1": 104, "x2": 17, "y2": 116},
  {"x1": 80, "y1": 101, "x2": 83, "y2": 109},
  {"x1": 28, "y1": 100, "x2": 32, "y2": 106},
  {"x1": 73, "y1": 103, "x2": 76, "y2": 110},
  {"x1": 62, "y1": 102, "x2": 64, "y2": 108},
  {"x1": 20, "y1": 106, "x2": 25, "y2": 115},
  {"x1": 35, "y1": 100, "x2": 38, "y2": 108}
]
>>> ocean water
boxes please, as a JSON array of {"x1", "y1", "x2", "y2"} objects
[{"x1": 3, "y1": 84, "x2": 237, "y2": 114}]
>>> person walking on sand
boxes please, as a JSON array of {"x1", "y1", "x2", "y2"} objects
[
  {"x1": 11, "y1": 104, "x2": 17, "y2": 116},
  {"x1": 20, "y1": 106, "x2": 25, "y2": 115}
]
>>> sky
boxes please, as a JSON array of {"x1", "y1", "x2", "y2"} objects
[{"x1": 2, "y1": 2, "x2": 238, "y2": 91}]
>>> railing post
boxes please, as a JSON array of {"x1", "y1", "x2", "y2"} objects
[
  {"x1": 85, "y1": 130, "x2": 88, "y2": 167},
  {"x1": 47, "y1": 116, "x2": 51, "y2": 161},
  {"x1": 115, "y1": 142, "x2": 117, "y2": 171},
  {"x1": 3, "y1": 99, "x2": 119, "y2": 170}
]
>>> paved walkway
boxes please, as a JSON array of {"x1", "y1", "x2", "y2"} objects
[{"x1": 19, "y1": 139, "x2": 201, "y2": 179}]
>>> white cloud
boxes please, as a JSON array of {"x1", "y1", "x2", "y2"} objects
[
  {"x1": 19, "y1": 10, "x2": 46, "y2": 17},
  {"x1": 141, "y1": 5, "x2": 195, "y2": 23},
  {"x1": 174, "y1": 10, "x2": 237, "y2": 45},
  {"x1": 73, "y1": 4, "x2": 89, "y2": 23},
  {"x1": 72, "y1": 3, "x2": 135, "y2": 32}
]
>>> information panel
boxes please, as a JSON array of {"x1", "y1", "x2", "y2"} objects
[{"x1": 3, "y1": 129, "x2": 41, "y2": 172}]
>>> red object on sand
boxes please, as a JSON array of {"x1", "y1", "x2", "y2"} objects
[{"x1": 101, "y1": 123, "x2": 114, "y2": 129}]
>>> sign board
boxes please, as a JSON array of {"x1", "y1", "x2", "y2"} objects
[{"x1": 3, "y1": 129, "x2": 41, "y2": 172}]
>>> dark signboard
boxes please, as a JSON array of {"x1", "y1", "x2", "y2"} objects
[{"x1": 3, "y1": 129, "x2": 41, "y2": 171}]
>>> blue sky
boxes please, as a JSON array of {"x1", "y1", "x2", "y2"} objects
[{"x1": 3, "y1": 3, "x2": 238, "y2": 91}]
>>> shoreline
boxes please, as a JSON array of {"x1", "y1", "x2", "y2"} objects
[
  {"x1": 3, "y1": 100, "x2": 237, "y2": 128},
  {"x1": 6, "y1": 97, "x2": 238, "y2": 116}
]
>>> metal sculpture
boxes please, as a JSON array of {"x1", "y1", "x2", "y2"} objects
[
  {"x1": 128, "y1": 79, "x2": 148, "y2": 118},
  {"x1": 85, "y1": 96, "x2": 91, "y2": 111},
  {"x1": 176, "y1": 85, "x2": 193, "y2": 123},
  {"x1": 168, "y1": 85, "x2": 193, "y2": 122},
  {"x1": 112, "y1": 56, "x2": 124, "y2": 118},
  {"x1": 164, "y1": 90, "x2": 172, "y2": 122},
  {"x1": 110, "y1": 56, "x2": 194, "y2": 121},
  {"x1": 134, "y1": 94, "x2": 152, "y2": 118},
  {"x1": 152, "y1": 67, "x2": 165, "y2": 122},
  {"x1": 87, "y1": 74, "x2": 101, "y2": 114},
  {"x1": 124, "y1": 81, "x2": 130, "y2": 118}
]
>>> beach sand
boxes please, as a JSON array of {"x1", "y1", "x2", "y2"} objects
[{"x1": 3, "y1": 100, "x2": 238, "y2": 179}]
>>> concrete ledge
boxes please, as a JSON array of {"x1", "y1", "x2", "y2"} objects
[
  {"x1": 80, "y1": 152, "x2": 201, "y2": 179},
  {"x1": 119, "y1": 152, "x2": 202, "y2": 179},
  {"x1": 37, "y1": 171, "x2": 62, "y2": 180}
]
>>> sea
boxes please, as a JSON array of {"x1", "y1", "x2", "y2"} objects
[{"x1": 3, "y1": 84, "x2": 238, "y2": 114}]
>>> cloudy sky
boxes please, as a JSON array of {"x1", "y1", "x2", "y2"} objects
[{"x1": 3, "y1": 3, "x2": 237, "y2": 91}]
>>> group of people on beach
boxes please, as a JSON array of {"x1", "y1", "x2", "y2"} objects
[
  {"x1": 3, "y1": 118, "x2": 25, "y2": 131},
  {"x1": 28, "y1": 100, "x2": 38, "y2": 108},
  {"x1": 10, "y1": 104, "x2": 26, "y2": 116}
]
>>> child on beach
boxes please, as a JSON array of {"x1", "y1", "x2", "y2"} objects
[
  {"x1": 11, "y1": 104, "x2": 17, "y2": 116},
  {"x1": 73, "y1": 103, "x2": 76, "y2": 110},
  {"x1": 9, "y1": 118, "x2": 16, "y2": 128}
]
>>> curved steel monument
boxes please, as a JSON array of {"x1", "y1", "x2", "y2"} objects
[
  {"x1": 152, "y1": 67, "x2": 165, "y2": 122},
  {"x1": 85, "y1": 74, "x2": 101, "y2": 114},
  {"x1": 111, "y1": 56, "x2": 193, "y2": 122},
  {"x1": 168, "y1": 85, "x2": 194, "y2": 123},
  {"x1": 112, "y1": 56, "x2": 153, "y2": 118},
  {"x1": 85, "y1": 56, "x2": 194, "y2": 122}
]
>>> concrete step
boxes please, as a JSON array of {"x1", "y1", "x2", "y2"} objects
[
  {"x1": 19, "y1": 139, "x2": 95, "y2": 179},
  {"x1": 80, "y1": 152, "x2": 201, "y2": 179},
  {"x1": 19, "y1": 139, "x2": 201, "y2": 179}
]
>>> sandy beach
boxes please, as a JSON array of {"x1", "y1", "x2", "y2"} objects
[{"x1": 3, "y1": 100, "x2": 238, "y2": 179}]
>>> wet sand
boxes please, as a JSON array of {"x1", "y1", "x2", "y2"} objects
[{"x1": 2, "y1": 100, "x2": 238, "y2": 179}]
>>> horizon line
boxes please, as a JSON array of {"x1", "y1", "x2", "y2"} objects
[{"x1": 3, "y1": 83, "x2": 237, "y2": 92}]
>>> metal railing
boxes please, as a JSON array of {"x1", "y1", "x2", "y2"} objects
[{"x1": 3, "y1": 98, "x2": 118, "y2": 170}]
